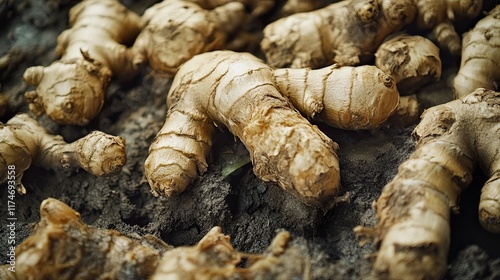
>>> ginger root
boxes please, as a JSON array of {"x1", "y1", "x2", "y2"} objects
[
  {"x1": 2, "y1": 198, "x2": 164, "y2": 280},
  {"x1": 0, "y1": 114, "x2": 126, "y2": 194},
  {"x1": 186, "y1": 0, "x2": 275, "y2": 17},
  {"x1": 261, "y1": 0, "x2": 416, "y2": 68},
  {"x1": 132, "y1": 0, "x2": 245, "y2": 76},
  {"x1": 413, "y1": 0, "x2": 483, "y2": 56},
  {"x1": 273, "y1": 64, "x2": 400, "y2": 129},
  {"x1": 145, "y1": 50, "x2": 341, "y2": 209},
  {"x1": 453, "y1": 5, "x2": 500, "y2": 99},
  {"x1": 355, "y1": 88, "x2": 500, "y2": 280},
  {"x1": 375, "y1": 34, "x2": 442, "y2": 95},
  {"x1": 23, "y1": 0, "x2": 141, "y2": 125}
]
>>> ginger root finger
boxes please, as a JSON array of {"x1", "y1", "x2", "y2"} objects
[
  {"x1": 453, "y1": 5, "x2": 500, "y2": 99},
  {"x1": 0, "y1": 113, "x2": 126, "y2": 194},
  {"x1": 273, "y1": 64, "x2": 400, "y2": 129},
  {"x1": 23, "y1": 0, "x2": 141, "y2": 125},
  {"x1": 355, "y1": 88, "x2": 500, "y2": 280},
  {"x1": 145, "y1": 50, "x2": 341, "y2": 209}
]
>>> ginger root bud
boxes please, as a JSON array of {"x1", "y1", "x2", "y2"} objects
[{"x1": 0, "y1": 114, "x2": 126, "y2": 194}]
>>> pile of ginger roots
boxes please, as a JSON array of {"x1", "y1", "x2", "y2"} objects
[{"x1": 1, "y1": 0, "x2": 499, "y2": 279}]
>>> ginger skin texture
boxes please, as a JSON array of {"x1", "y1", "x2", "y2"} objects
[
  {"x1": 375, "y1": 34, "x2": 442, "y2": 95},
  {"x1": 132, "y1": 0, "x2": 245, "y2": 76},
  {"x1": 0, "y1": 114, "x2": 126, "y2": 194},
  {"x1": 145, "y1": 50, "x2": 342, "y2": 209},
  {"x1": 2, "y1": 198, "x2": 163, "y2": 280},
  {"x1": 414, "y1": 0, "x2": 483, "y2": 56},
  {"x1": 261, "y1": 0, "x2": 416, "y2": 68},
  {"x1": 355, "y1": 88, "x2": 500, "y2": 280},
  {"x1": 186, "y1": 0, "x2": 275, "y2": 17},
  {"x1": 273, "y1": 64, "x2": 399, "y2": 129},
  {"x1": 453, "y1": 5, "x2": 500, "y2": 99},
  {"x1": 23, "y1": 0, "x2": 141, "y2": 125}
]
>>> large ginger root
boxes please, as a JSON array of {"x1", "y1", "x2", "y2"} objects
[
  {"x1": 145, "y1": 50, "x2": 342, "y2": 209},
  {"x1": 1, "y1": 198, "x2": 164, "y2": 280},
  {"x1": 413, "y1": 0, "x2": 483, "y2": 56},
  {"x1": 132, "y1": 0, "x2": 245, "y2": 76},
  {"x1": 273, "y1": 64, "x2": 400, "y2": 130},
  {"x1": 23, "y1": 0, "x2": 141, "y2": 125},
  {"x1": 375, "y1": 34, "x2": 442, "y2": 95},
  {"x1": 355, "y1": 88, "x2": 500, "y2": 280},
  {"x1": 0, "y1": 113, "x2": 126, "y2": 194},
  {"x1": 453, "y1": 5, "x2": 500, "y2": 99},
  {"x1": 261, "y1": 0, "x2": 416, "y2": 68}
]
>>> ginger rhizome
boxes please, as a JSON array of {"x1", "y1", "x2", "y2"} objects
[
  {"x1": 273, "y1": 64, "x2": 400, "y2": 130},
  {"x1": 453, "y1": 5, "x2": 500, "y2": 99},
  {"x1": 4, "y1": 198, "x2": 164, "y2": 280},
  {"x1": 152, "y1": 227, "x2": 292, "y2": 279},
  {"x1": 186, "y1": 0, "x2": 275, "y2": 17},
  {"x1": 132, "y1": 0, "x2": 245, "y2": 76},
  {"x1": 145, "y1": 50, "x2": 341, "y2": 209},
  {"x1": 413, "y1": 0, "x2": 483, "y2": 56},
  {"x1": 375, "y1": 34, "x2": 442, "y2": 95},
  {"x1": 0, "y1": 114, "x2": 126, "y2": 194},
  {"x1": 261, "y1": 0, "x2": 416, "y2": 68},
  {"x1": 23, "y1": 0, "x2": 141, "y2": 125},
  {"x1": 355, "y1": 88, "x2": 500, "y2": 280}
]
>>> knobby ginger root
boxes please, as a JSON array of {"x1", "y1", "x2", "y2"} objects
[
  {"x1": 132, "y1": 0, "x2": 245, "y2": 76},
  {"x1": 152, "y1": 227, "x2": 292, "y2": 279},
  {"x1": 2, "y1": 198, "x2": 164, "y2": 280},
  {"x1": 375, "y1": 34, "x2": 442, "y2": 95},
  {"x1": 0, "y1": 114, "x2": 126, "y2": 194},
  {"x1": 145, "y1": 50, "x2": 341, "y2": 209},
  {"x1": 23, "y1": 0, "x2": 141, "y2": 125},
  {"x1": 413, "y1": 0, "x2": 483, "y2": 56},
  {"x1": 273, "y1": 64, "x2": 400, "y2": 130},
  {"x1": 355, "y1": 88, "x2": 500, "y2": 280},
  {"x1": 261, "y1": 0, "x2": 416, "y2": 68},
  {"x1": 453, "y1": 5, "x2": 500, "y2": 99}
]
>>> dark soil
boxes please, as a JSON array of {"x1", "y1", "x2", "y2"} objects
[{"x1": 1, "y1": 0, "x2": 499, "y2": 279}]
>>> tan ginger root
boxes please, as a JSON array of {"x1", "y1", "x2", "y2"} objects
[
  {"x1": 453, "y1": 5, "x2": 500, "y2": 99},
  {"x1": 132, "y1": 0, "x2": 245, "y2": 76},
  {"x1": 273, "y1": 64, "x2": 400, "y2": 130},
  {"x1": 186, "y1": 0, "x2": 275, "y2": 17},
  {"x1": 145, "y1": 50, "x2": 342, "y2": 209},
  {"x1": 0, "y1": 114, "x2": 126, "y2": 194},
  {"x1": 1, "y1": 198, "x2": 164, "y2": 280},
  {"x1": 152, "y1": 227, "x2": 292, "y2": 279},
  {"x1": 282, "y1": 0, "x2": 322, "y2": 15},
  {"x1": 23, "y1": 0, "x2": 141, "y2": 126},
  {"x1": 355, "y1": 88, "x2": 500, "y2": 280},
  {"x1": 261, "y1": 0, "x2": 416, "y2": 68},
  {"x1": 413, "y1": 0, "x2": 483, "y2": 56},
  {"x1": 375, "y1": 34, "x2": 442, "y2": 95}
]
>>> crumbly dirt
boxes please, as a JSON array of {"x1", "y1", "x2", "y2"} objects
[{"x1": 0, "y1": 0, "x2": 499, "y2": 279}]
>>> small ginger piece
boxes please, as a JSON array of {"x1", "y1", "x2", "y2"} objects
[
  {"x1": 375, "y1": 34, "x2": 442, "y2": 95},
  {"x1": 261, "y1": 0, "x2": 416, "y2": 68},
  {"x1": 145, "y1": 50, "x2": 342, "y2": 209},
  {"x1": 282, "y1": 0, "x2": 321, "y2": 15},
  {"x1": 4, "y1": 198, "x2": 163, "y2": 279},
  {"x1": 453, "y1": 5, "x2": 500, "y2": 99},
  {"x1": 23, "y1": 0, "x2": 141, "y2": 125},
  {"x1": 388, "y1": 94, "x2": 421, "y2": 127},
  {"x1": 0, "y1": 113, "x2": 126, "y2": 194},
  {"x1": 132, "y1": 0, "x2": 245, "y2": 76},
  {"x1": 413, "y1": 0, "x2": 483, "y2": 56},
  {"x1": 273, "y1": 64, "x2": 400, "y2": 130},
  {"x1": 355, "y1": 88, "x2": 500, "y2": 280}
]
